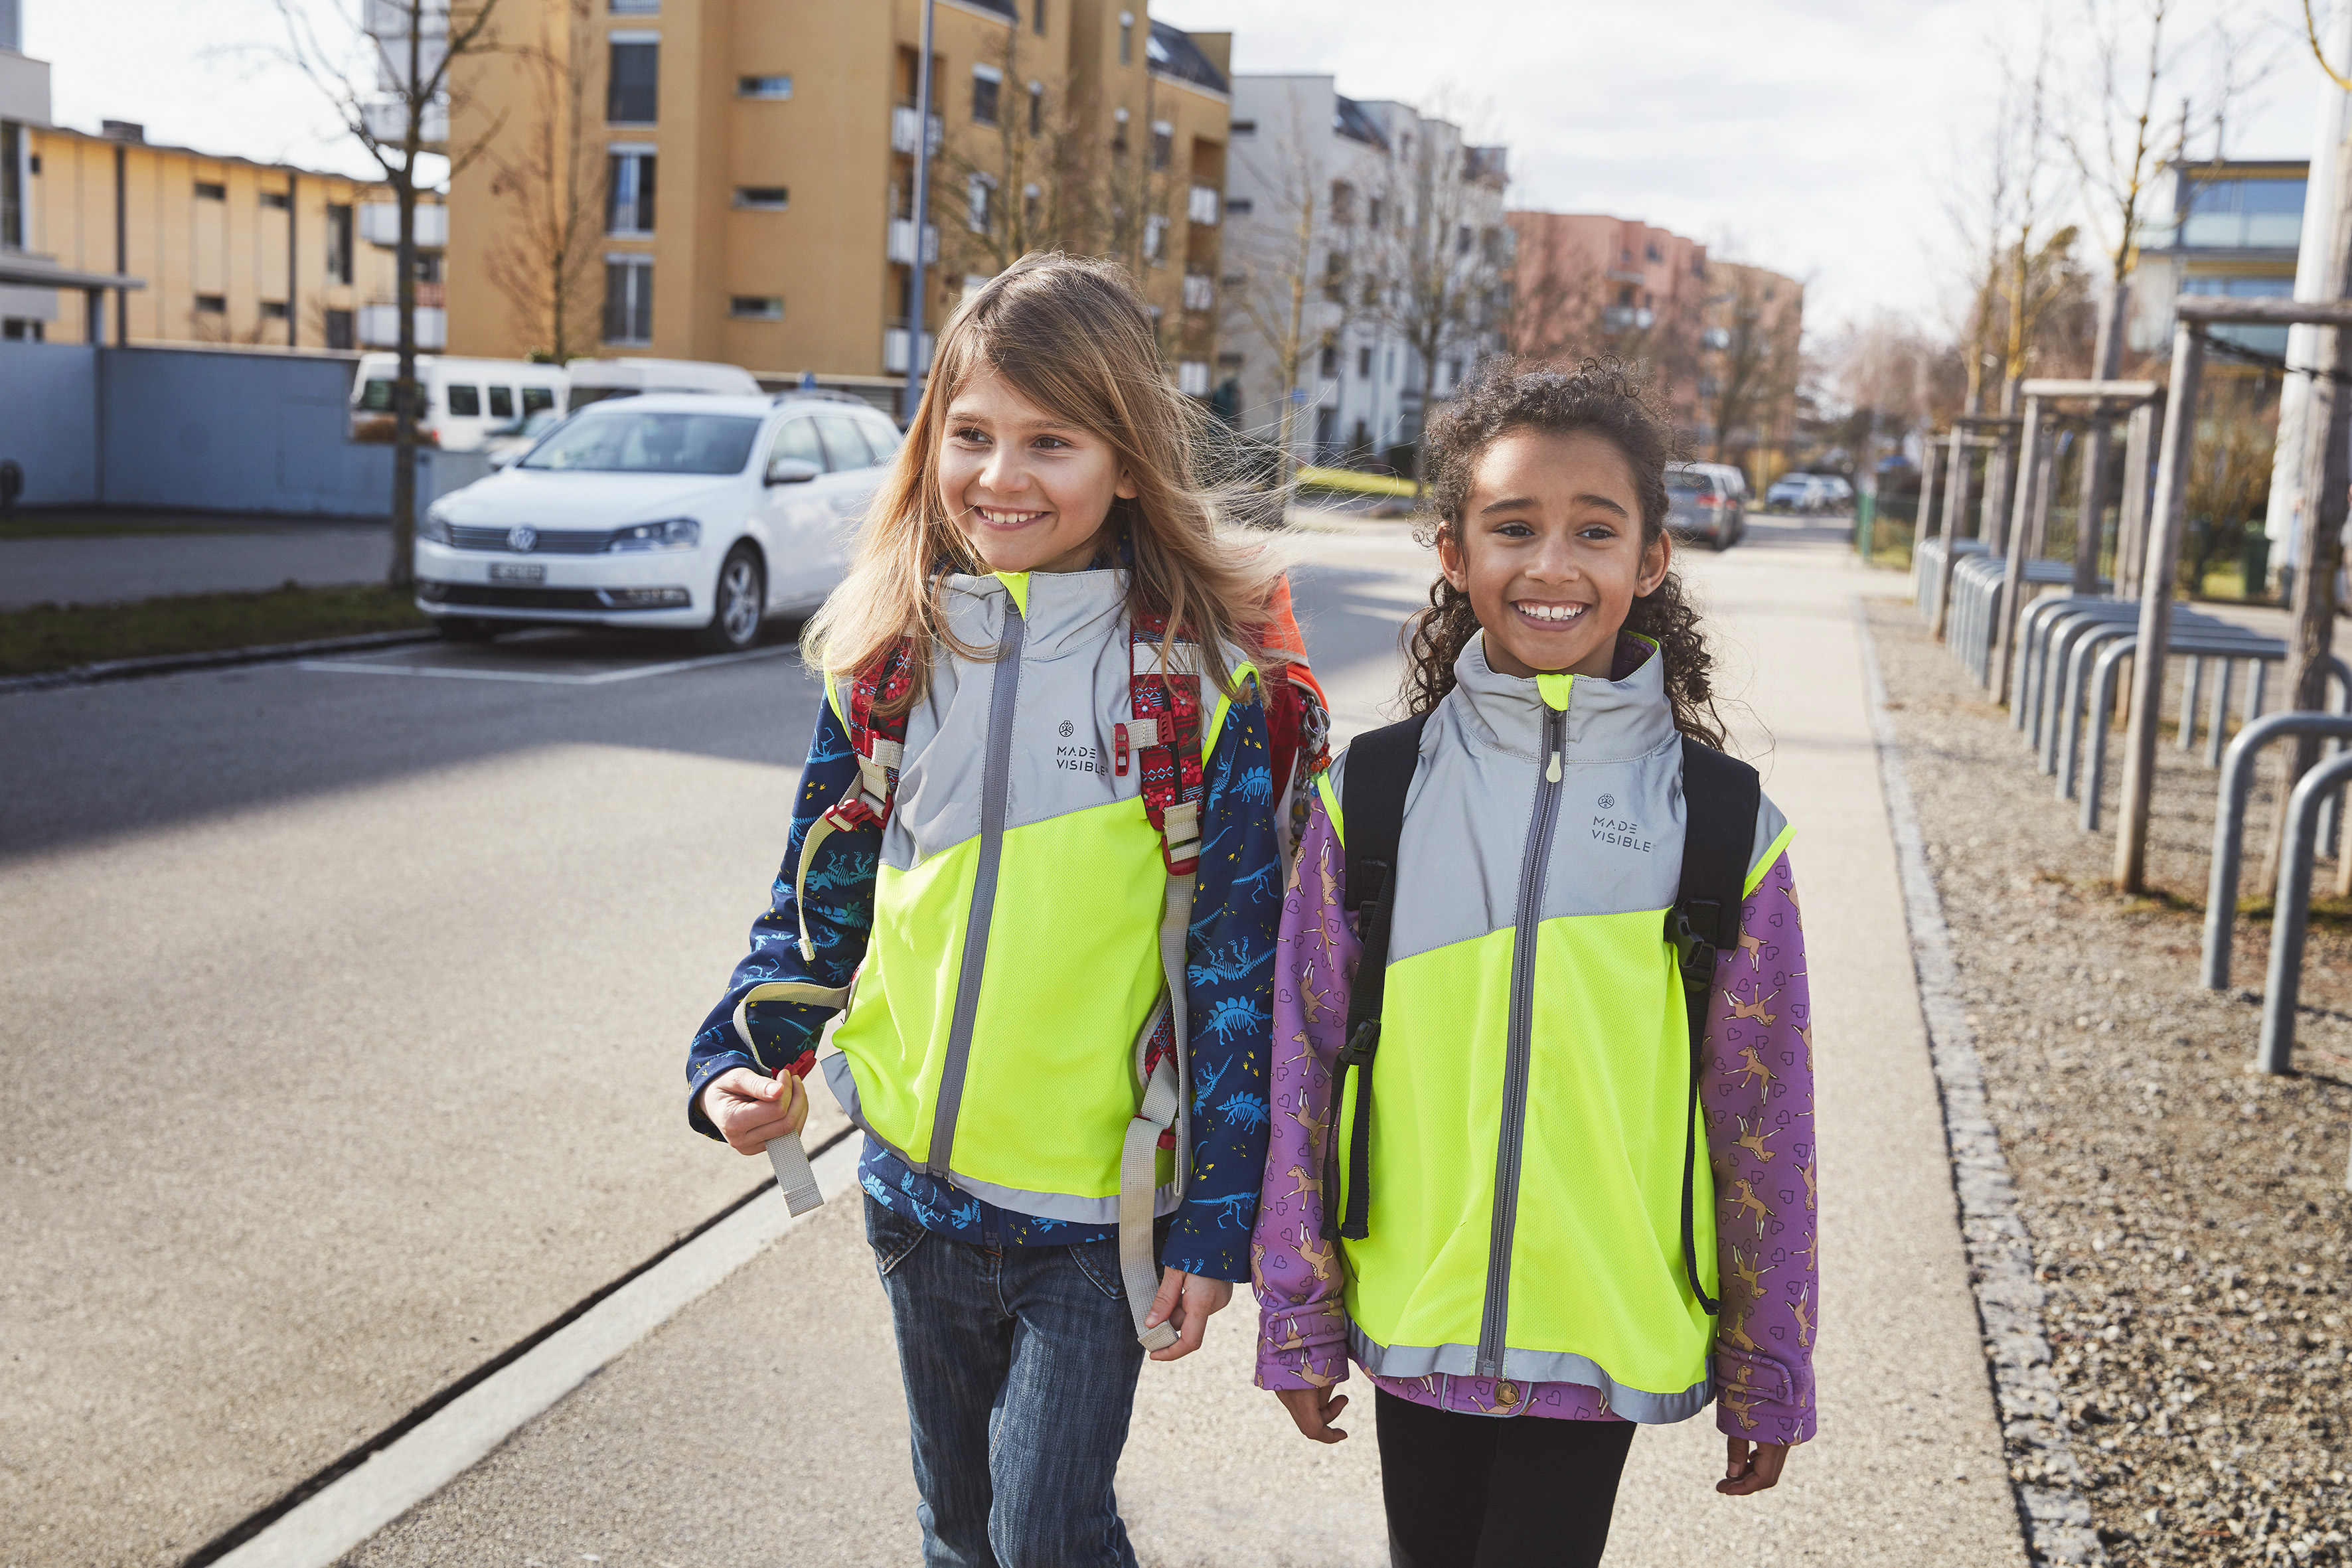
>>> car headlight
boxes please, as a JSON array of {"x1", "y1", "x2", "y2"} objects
[
  {"x1": 606, "y1": 518, "x2": 702, "y2": 552},
  {"x1": 418, "y1": 505, "x2": 453, "y2": 545}
]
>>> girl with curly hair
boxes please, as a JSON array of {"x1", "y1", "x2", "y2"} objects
[{"x1": 1249, "y1": 360, "x2": 1820, "y2": 1566}]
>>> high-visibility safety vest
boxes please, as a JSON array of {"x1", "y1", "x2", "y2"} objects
[
  {"x1": 1318, "y1": 637, "x2": 1792, "y2": 1423},
  {"x1": 814, "y1": 569, "x2": 1255, "y2": 1235}
]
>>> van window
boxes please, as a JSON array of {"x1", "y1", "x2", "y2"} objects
[
  {"x1": 447, "y1": 385, "x2": 483, "y2": 417},
  {"x1": 768, "y1": 417, "x2": 825, "y2": 470},
  {"x1": 488, "y1": 386, "x2": 515, "y2": 419},
  {"x1": 521, "y1": 386, "x2": 557, "y2": 416},
  {"x1": 815, "y1": 415, "x2": 875, "y2": 470},
  {"x1": 356, "y1": 378, "x2": 396, "y2": 412},
  {"x1": 859, "y1": 416, "x2": 904, "y2": 459},
  {"x1": 568, "y1": 386, "x2": 633, "y2": 410}
]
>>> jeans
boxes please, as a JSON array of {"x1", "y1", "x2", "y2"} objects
[{"x1": 866, "y1": 1194, "x2": 1148, "y2": 1568}]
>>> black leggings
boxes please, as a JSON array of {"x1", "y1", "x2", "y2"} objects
[{"x1": 1375, "y1": 1389, "x2": 1638, "y2": 1568}]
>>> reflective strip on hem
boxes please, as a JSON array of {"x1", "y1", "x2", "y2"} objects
[
  {"x1": 820, "y1": 1054, "x2": 1181, "y2": 1225},
  {"x1": 1745, "y1": 821, "x2": 1797, "y2": 897},
  {"x1": 1347, "y1": 1323, "x2": 1713, "y2": 1426}
]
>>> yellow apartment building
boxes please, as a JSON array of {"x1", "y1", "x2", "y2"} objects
[
  {"x1": 445, "y1": 0, "x2": 1230, "y2": 396},
  {"x1": 15, "y1": 119, "x2": 442, "y2": 351}
]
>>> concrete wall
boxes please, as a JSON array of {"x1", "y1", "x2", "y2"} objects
[{"x1": 0, "y1": 341, "x2": 491, "y2": 516}]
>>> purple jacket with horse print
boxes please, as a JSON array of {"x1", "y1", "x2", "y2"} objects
[{"x1": 1251, "y1": 795, "x2": 1819, "y2": 1446}]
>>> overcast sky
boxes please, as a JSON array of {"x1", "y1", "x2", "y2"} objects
[{"x1": 23, "y1": 0, "x2": 2339, "y2": 339}]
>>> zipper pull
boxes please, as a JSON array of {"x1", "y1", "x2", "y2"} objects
[{"x1": 1546, "y1": 748, "x2": 1561, "y2": 784}]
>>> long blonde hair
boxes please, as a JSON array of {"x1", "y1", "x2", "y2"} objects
[{"x1": 802, "y1": 252, "x2": 1275, "y2": 710}]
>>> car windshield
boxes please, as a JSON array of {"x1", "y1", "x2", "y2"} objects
[
  {"x1": 1666, "y1": 472, "x2": 1709, "y2": 494},
  {"x1": 519, "y1": 410, "x2": 761, "y2": 474}
]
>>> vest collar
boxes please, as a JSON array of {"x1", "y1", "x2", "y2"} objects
[
  {"x1": 941, "y1": 566, "x2": 1129, "y2": 661},
  {"x1": 1447, "y1": 630, "x2": 1679, "y2": 763}
]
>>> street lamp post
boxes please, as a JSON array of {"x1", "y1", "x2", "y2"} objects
[{"x1": 900, "y1": 0, "x2": 937, "y2": 425}]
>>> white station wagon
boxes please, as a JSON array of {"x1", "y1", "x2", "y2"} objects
[{"x1": 415, "y1": 392, "x2": 903, "y2": 649}]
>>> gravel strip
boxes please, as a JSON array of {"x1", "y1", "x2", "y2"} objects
[{"x1": 1870, "y1": 598, "x2": 2352, "y2": 1566}]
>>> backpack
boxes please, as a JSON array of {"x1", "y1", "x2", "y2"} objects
[{"x1": 1326, "y1": 720, "x2": 1759, "y2": 1318}]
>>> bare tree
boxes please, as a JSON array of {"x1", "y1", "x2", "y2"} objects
[
  {"x1": 1503, "y1": 218, "x2": 1610, "y2": 366},
  {"x1": 1217, "y1": 97, "x2": 1332, "y2": 493},
  {"x1": 933, "y1": 29, "x2": 1104, "y2": 281},
  {"x1": 1705, "y1": 261, "x2": 1804, "y2": 474},
  {"x1": 480, "y1": 0, "x2": 600, "y2": 364},
  {"x1": 272, "y1": 0, "x2": 505, "y2": 588}
]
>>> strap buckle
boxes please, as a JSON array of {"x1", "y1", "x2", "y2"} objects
[
  {"x1": 1337, "y1": 1017, "x2": 1379, "y2": 1067},
  {"x1": 1668, "y1": 898, "x2": 1721, "y2": 989}
]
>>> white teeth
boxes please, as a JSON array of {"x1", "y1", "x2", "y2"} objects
[
  {"x1": 978, "y1": 507, "x2": 1044, "y2": 524},
  {"x1": 1518, "y1": 603, "x2": 1585, "y2": 623}
]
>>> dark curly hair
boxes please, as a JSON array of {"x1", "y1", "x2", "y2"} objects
[{"x1": 1402, "y1": 357, "x2": 1726, "y2": 748}]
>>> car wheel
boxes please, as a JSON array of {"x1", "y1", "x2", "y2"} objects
[
  {"x1": 436, "y1": 616, "x2": 498, "y2": 643},
  {"x1": 696, "y1": 544, "x2": 765, "y2": 653}
]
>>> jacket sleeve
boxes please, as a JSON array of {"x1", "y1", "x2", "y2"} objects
[
  {"x1": 685, "y1": 698, "x2": 877, "y2": 1140},
  {"x1": 1158, "y1": 689, "x2": 1281, "y2": 1283},
  {"x1": 1249, "y1": 791, "x2": 1356, "y2": 1391},
  {"x1": 1703, "y1": 848, "x2": 1819, "y2": 1444}
]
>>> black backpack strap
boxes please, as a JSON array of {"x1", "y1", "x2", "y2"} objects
[
  {"x1": 1666, "y1": 736, "x2": 1760, "y2": 1317},
  {"x1": 1322, "y1": 712, "x2": 1429, "y2": 1242}
]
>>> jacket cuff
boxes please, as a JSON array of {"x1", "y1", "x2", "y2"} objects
[
  {"x1": 1255, "y1": 1301, "x2": 1352, "y2": 1391},
  {"x1": 1714, "y1": 1344, "x2": 1816, "y2": 1445},
  {"x1": 1161, "y1": 1213, "x2": 1253, "y2": 1284},
  {"x1": 687, "y1": 1050, "x2": 758, "y2": 1140}
]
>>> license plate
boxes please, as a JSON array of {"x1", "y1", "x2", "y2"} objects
[{"x1": 490, "y1": 563, "x2": 545, "y2": 584}]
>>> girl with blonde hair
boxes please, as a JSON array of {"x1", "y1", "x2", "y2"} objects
[{"x1": 687, "y1": 253, "x2": 1308, "y2": 1564}]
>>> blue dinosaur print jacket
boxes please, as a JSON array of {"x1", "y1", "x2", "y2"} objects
[{"x1": 686, "y1": 690, "x2": 1281, "y2": 1284}]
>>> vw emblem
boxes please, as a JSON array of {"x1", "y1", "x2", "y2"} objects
[{"x1": 507, "y1": 524, "x2": 538, "y2": 553}]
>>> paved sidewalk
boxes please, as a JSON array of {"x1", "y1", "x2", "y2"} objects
[
  {"x1": 341, "y1": 521, "x2": 2031, "y2": 1567},
  {"x1": 0, "y1": 521, "x2": 390, "y2": 609}
]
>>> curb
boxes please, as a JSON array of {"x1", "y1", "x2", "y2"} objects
[
  {"x1": 1858, "y1": 600, "x2": 2107, "y2": 1566},
  {"x1": 0, "y1": 629, "x2": 437, "y2": 694}
]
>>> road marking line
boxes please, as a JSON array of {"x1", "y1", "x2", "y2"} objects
[
  {"x1": 294, "y1": 642, "x2": 799, "y2": 686},
  {"x1": 210, "y1": 1135, "x2": 861, "y2": 1568}
]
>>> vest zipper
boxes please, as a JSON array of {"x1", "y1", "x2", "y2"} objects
[
  {"x1": 1477, "y1": 700, "x2": 1567, "y2": 1379},
  {"x1": 924, "y1": 596, "x2": 1027, "y2": 1178}
]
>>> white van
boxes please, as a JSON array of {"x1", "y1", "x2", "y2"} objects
[
  {"x1": 564, "y1": 357, "x2": 763, "y2": 409},
  {"x1": 349, "y1": 354, "x2": 569, "y2": 452}
]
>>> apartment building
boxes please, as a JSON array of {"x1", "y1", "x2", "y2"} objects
[
  {"x1": 1221, "y1": 75, "x2": 1510, "y2": 468},
  {"x1": 1697, "y1": 260, "x2": 1802, "y2": 481},
  {"x1": 1, "y1": 5, "x2": 143, "y2": 341},
  {"x1": 1506, "y1": 210, "x2": 1709, "y2": 427},
  {"x1": 445, "y1": 0, "x2": 1231, "y2": 396},
  {"x1": 2128, "y1": 158, "x2": 2303, "y2": 358}
]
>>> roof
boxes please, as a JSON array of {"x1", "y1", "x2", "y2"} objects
[
  {"x1": 1333, "y1": 96, "x2": 1389, "y2": 151},
  {"x1": 35, "y1": 122, "x2": 408, "y2": 191},
  {"x1": 1146, "y1": 22, "x2": 1227, "y2": 96}
]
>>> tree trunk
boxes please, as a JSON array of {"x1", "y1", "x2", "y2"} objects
[
  {"x1": 1411, "y1": 349, "x2": 1438, "y2": 500},
  {"x1": 2073, "y1": 276, "x2": 2127, "y2": 594}
]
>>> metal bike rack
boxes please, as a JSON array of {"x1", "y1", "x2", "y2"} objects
[
  {"x1": 2201, "y1": 711, "x2": 2352, "y2": 990},
  {"x1": 2256, "y1": 749, "x2": 2352, "y2": 1079},
  {"x1": 2074, "y1": 633, "x2": 2288, "y2": 829},
  {"x1": 2013, "y1": 593, "x2": 2114, "y2": 735}
]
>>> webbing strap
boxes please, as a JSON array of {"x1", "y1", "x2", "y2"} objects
[
  {"x1": 1318, "y1": 715, "x2": 1426, "y2": 1243},
  {"x1": 730, "y1": 979, "x2": 852, "y2": 1216},
  {"x1": 1666, "y1": 737, "x2": 1759, "y2": 1318},
  {"x1": 1118, "y1": 872, "x2": 1194, "y2": 1350},
  {"x1": 793, "y1": 644, "x2": 915, "y2": 960}
]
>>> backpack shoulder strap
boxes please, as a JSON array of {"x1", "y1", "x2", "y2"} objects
[
  {"x1": 1667, "y1": 734, "x2": 1761, "y2": 1317},
  {"x1": 793, "y1": 637, "x2": 915, "y2": 961},
  {"x1": 1321, "y1": 711, "x2": 1429, "y2": 1241}
]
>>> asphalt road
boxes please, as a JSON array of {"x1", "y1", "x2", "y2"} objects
[
  {"x1": 0, "y1": 522, "x2": 392, "y2": 610},
  {"x1": 1, "y1": 522, "x2": 2030, "y2": 1567}
]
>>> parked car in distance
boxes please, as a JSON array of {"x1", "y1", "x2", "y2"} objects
[
  {"x1": 483, "y1": 408, "x2": 569, "y2": 469},
  {"x1": 1764, "y1": 472, "x2": 1855, "y2": 514},
  {"x1": 564, "y1": 357, "x2": 764, "y2": 410},
  {"x1": 348, "y1": 354, "x2": 568, "y2": 451},
  {"x1": 1689, "y1": 461, "x2": 1751, "y2": 505},
  {"x1": 413, "y1": 392, "x2": 903, "y2": 651},
  {"x1": 1666, "y1": 465, "x2": 1744, "y2": 549}
]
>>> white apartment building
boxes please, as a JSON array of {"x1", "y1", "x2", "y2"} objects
[{"x1": 1218, "y1": 75, "x2": 1508, "y2": 471}]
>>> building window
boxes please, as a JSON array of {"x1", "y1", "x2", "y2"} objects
[
  {"x1": 608, "y1": 150, "x2": 657, "y2": 233},
  {"x1": 1143, "y1": 213, "x2": 1168, "y2": 264},
  {"x1": 1119, "y1": 10, "x2": 1133, "y2": 64},
  {"x1": 608, "y1": 37, "x2": 659, "y2": 124},
  {"x1": 1177, "y1": 360, "x2": 1208, "y2": 396},
  {"x1": 1023, "y1": 181, "x2": 1040, "y2": 230},
  {"x1": 1456, "y1": 224, "x2": 1472, "y2": 256},
  {"x1": 325, "y1": 308, "x2": 354, "y2": 349},
  {"x1": 1644, "y1": 240, "x2": 1662, "y2": 263},
  {"x1": 195, "y1": 294, "x2": 226, "y2": 313},
  {"x1": 1188, "y1": 184, "x2": 1219, "y2": 225},
  {"x1": 195, "y1": 181, "x2": 226, "y2": 200},
  {"x1": 0, "y1": 121, "x2": 21, "y2": 248},
  {"x1": 1032, "y1": 0, "x2": 1046, "y2": 34},
  {"x1": 609, "y1": 0, "x2": 659, "y2": 12},
  {"x1": 1182, "y1": 270, "x2": 1213, "y2": 311},
  {"x1": 1224, "y1": 196, "x2": 1252, "y2": 217},
  {"x1": 1028, "y1": 82, "x2": 1042, "y2": 135},
  {"x1": 2179, "y1": 177, "x2": 2306, "y2": 249},
  {"x1": 261, "y1": 190, "x2": 290, "y2": 211},
  {"x1": 1111, "y1": 106, "x2": 1129, "y2": 157},
  {"x1": 1330, "y1": 180, "x2": 1354, "y2": 224},
  {"x1": 1443, "y1": 358, "x2": 1460, "y2": 390},
  {"x1": 737, "y1": 75, "x2": 792, "y2": 99},
  {"x1": 261, "y1": 300, "x2": 289, "y2": 320},
  {"x1": 1367, "y1": 196, "x2": 1383, "y2": 228},
  {"x1": 1150, "y1": 119, "x2": 1172, "y2": 171},
  {"x1": 326, "y1": 202, "x2": 353, "y2": 283},
  {"x1": 1229, "y1": 119, "x2": 1255, "y2": 137},
  {"x1": 603, "y1": 255, "x2": 653, "y2": 343},
  {"x1": 967, "y1": 173, "x2": 994, "y2": 232},
  {"x1": 1356, "y1": 345, "x2": 1372, "y2": 378},
  {"x1": 971, "y1": 63, "x2": 1001, "y2": 125},
  {"x1": 1318, "y1": 341, "x2": 1338, "y2": 379},
  {"x1": 733, "y1": 186, "x2": 788, "y2": 210},
  {"x1": 730, "y1": 295, "x2": 784, "y2": 319}
]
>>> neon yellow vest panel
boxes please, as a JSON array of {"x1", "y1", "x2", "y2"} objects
[
  {"x1": 1321, "y1": 637, "x2": 1788, "y2": 1423},
  {"x1": 820, "y1": 569, "x2": 1250, "y2": 1223}
]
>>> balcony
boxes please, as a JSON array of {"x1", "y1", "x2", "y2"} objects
[
  {"x1": 360, "y1": 95, "x2": 448, "y2": 151},
  {"x1": 882, "y1": 327, "x2": 935, "y2": 374},
  {"x1": 1182, "y1": 271, "x2": 1214, "y2": 312},
  {"x1": 358, "y1": 302, "x2": 447, "y2": 349},
  {"x1": 360, "y1": 202, "x2": 449, "y2": 250},
  {"x1": 1602, "y1": 305, "x2": 1654, "y2": 331},
  {"x1": 887, "y1": 219, "x2": 939, "y2": 266},
  {"x1": 890, "y1": 106, "x2": 943, "y2": 156}
]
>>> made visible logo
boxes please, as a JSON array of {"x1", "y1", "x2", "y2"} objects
[
  {"x1": 1591, "y1": 813, "x2": 1654, "y2": 854},
  {"x1": 507, "y1": 525, "x2": 538, "y2": 553},
  {"x1": 1597, "y1": 793, "x2": 1616, "y2": 810},
  {"x1": 1058, "y1": 720, "x2": 1074, "y2": 737}
]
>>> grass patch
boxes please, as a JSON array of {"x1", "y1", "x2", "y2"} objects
[
  {"x1": 0, "y1": 582, "x2": 428, "y2": 677},
  {"x1": 0, "y1": 509, "x2": 291, "y2": 540}
]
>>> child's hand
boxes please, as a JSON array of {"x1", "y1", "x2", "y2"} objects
[
  {"x1": 1717, "y1": 1437, "x2": 1790, "y2": 1496},
  {"x1": 699, "y1": 1067, "x2": 808, "y2": 1156},
  {"x1": 1275, "y1": 1386, "x2": 1350, "y2": 1443},
  {"x1": 1142, "y1": 1269, "x2": 1231, "y2": 1361}
]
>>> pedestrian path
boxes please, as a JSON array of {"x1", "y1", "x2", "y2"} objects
[
  {"x1": 319, "y1": 520, "x2": 2032, "y2": 1567},
  {"x1": 0, "y1": 519, "x2": 388, "y2": 609}
]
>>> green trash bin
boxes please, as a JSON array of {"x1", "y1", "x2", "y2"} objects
[
  {"x1": 1855, "y1": 492, "x2": 1877, "y2": 563},
  {"x1": 2242, "y1": 530, "x2": 2272, "y2": 602}
]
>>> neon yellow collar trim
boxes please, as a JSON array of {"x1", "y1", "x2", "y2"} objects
[
  {"x1": 1535, "y1": 671, "x2": 1573, "y2": 711},
  {"x1": 992, "y1": 572, "x2": 1031, "y2": 617}
]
